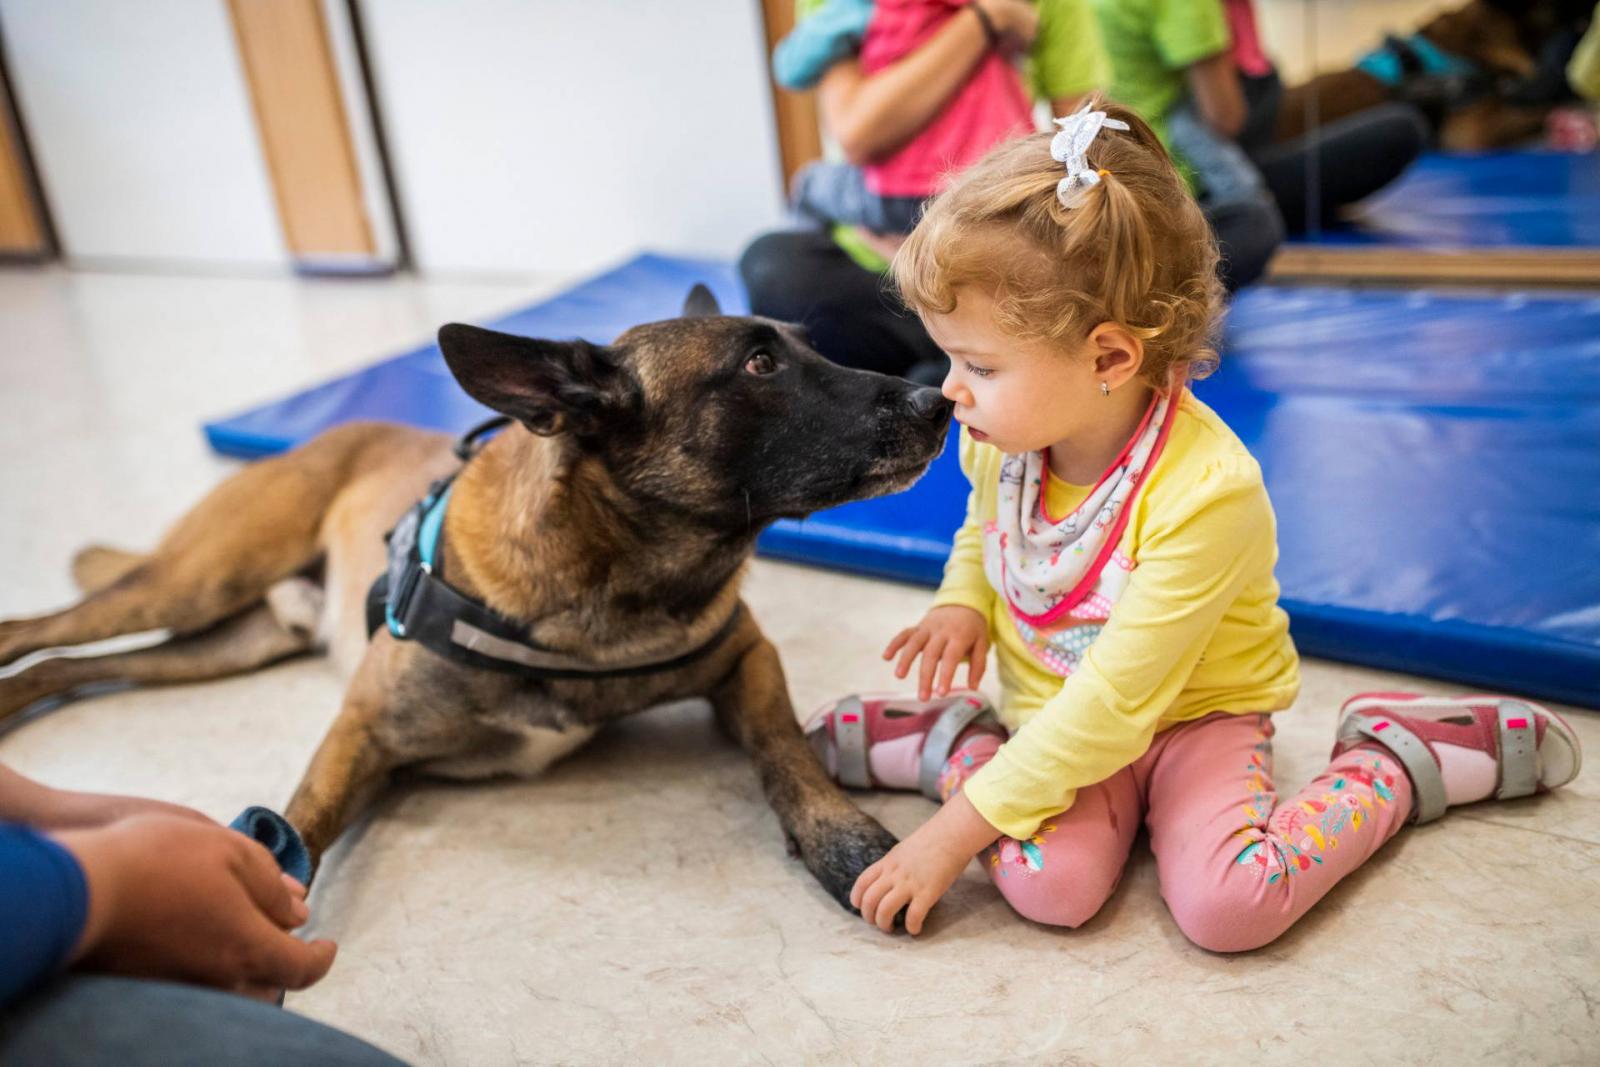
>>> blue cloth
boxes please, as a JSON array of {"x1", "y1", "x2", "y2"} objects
[
  {"x1": 0, "y1": 824, "x2": 88, "y2": 1007},
  {"x1": 228, "y1": 807, "x2": 312, "y2": 887},
  {"x1": 773, "y1": 0, "x2": 873, "y2": 90}
]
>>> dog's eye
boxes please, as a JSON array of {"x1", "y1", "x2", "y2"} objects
[{"x1": 744, "y1": 352, "x2": 777, "y2": 376}]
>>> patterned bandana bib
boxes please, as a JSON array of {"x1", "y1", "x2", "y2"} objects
[{"x1": 982, "y1": 390, "x2": 1179, "y2": 677}]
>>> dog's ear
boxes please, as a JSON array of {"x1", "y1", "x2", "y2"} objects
[
  {"x1": 681, "y1": 283, "x2": 721, "y2": 318},
  {"x1": 437, "y1": 323, "x2": 639, "y2": 438}
]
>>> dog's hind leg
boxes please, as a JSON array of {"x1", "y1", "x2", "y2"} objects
[
  {"x1": 710, "y1": 618, "x2": 899, "y2": 914},
  {"x1": 0, "y1": 426, "x2": 377, "y2": 668},
  {"x1": 0, "y1": 587, "x2": 318, "y2": 725}
]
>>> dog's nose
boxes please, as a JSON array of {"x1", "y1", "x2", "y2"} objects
[{"x1": 908, "y1": 387, "x2": 952, "y2": 421}]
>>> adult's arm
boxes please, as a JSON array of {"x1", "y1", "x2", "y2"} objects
[
  {"x1": 0, "y1": 762, "x2": 209, "y2": 831},
  {"x1": 1037, "y1": 0, "x2": 1113, "y2": 118},
  {"x1": 1051, "y1": 92, "x2": 1094, "y2": 117},
  {"x1": 0, "y1": 823, "x2": 89, "y2": 1006},
  {"x1": 1185, "y1": 50, "x2": 1247, "y2": 138},
  {"x1": 818, "y1": 0, "x2": 1037, "y2": 164}
]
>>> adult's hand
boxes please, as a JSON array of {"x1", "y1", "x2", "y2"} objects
[
  {"x1": 57, "y1": 813, "x2": 336, "y2": 994},
  {"x1": 855, "y1": 229, "x2": 907, "y2": 261},
  {"x1": 982, "y1": 0, "x2": 1040, "y2": 54}
]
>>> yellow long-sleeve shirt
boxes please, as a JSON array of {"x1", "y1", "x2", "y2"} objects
[{"x1": 933, "y1": 389, "x2": 1300, "y2": 839}]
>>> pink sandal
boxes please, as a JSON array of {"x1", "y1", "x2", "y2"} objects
[
  {"x1": 1333, "y1": 691, "x2": 1582, "y2": 824},
  {"x1": 806, "y1": 692, "x2": 1001, "y2": 799}
]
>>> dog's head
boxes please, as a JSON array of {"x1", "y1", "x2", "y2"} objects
[{"x1": 436, "y1": 285, "x2": 951, "y2": 529}]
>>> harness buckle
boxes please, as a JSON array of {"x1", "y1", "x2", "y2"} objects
[{"x1": 387, "y1": 559, "x2": 427, "y2": 638}]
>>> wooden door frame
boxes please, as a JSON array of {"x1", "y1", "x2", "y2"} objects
[
  {"x1": 757, "y1": 0, "x2": 822, "y2": 194},
  {"x1": 0, "y1": 29, "x2": 55, "y2": 260}
]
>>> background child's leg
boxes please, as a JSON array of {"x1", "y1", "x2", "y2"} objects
[
  {"x1": 1143, "y1": 713, "x2": 1414, "y2": 953},
  {"x1": 941, "y1": 737, "x2": 1142, "y2": 928}
]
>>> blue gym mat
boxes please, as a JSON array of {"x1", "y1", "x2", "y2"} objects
[
  {"x1": 1291, "y1": 149, "x2": 1600, "y2": 249},
  {"x1": 204, "y1": 254, "x2": 1600, "y2": 708}
]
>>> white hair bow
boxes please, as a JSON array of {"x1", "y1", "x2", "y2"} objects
[{"x1": 1050, "y1": 103, "x2": 1129, "y2": 209}]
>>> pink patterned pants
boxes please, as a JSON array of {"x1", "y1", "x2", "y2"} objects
[{"x1": 943, "y1": 712, "x2": 1414, "y2": 952}]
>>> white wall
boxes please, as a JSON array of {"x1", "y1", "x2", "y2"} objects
[
  {"x1": 359, "y1": 0, "x2": 787, "y2": 276},
  {"x1": 321, "y1": 0, "x2": 401, "y2": 268},
  {"x1": 0, "y1": 0, "x2": 289, "y2": 270}
]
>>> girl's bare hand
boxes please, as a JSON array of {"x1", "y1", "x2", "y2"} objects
[{"x1": 882, "y1": 604, "x2": 988, "y2": 700}]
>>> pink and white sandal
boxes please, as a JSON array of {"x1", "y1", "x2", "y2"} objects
[
  {"x1": 806, "y1": 691, "x2": 1001, "y2": 800},
  {"x1": 1333, "y1": 691, "x2": 1582, "y2": 824}
]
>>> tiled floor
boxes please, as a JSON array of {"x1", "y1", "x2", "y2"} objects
[{"x1": 2, "y1": 267, "x2": 1595, "y2": 1066}]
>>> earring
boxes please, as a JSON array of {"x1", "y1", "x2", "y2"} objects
[{"x1": 1099, "y1": 381, "x2": 1110, "y2": 397}]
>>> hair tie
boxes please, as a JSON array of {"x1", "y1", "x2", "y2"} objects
[{"x1": 1050, "y1": 103, "x2": 1129, "y2": 209}]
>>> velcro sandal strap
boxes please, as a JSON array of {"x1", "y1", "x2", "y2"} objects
[
  {"x1": 1496, "y1": 701, "x2": 1539, "y2": 800},
  {"x1": 917, "y1": 697, "x2": 994, "y2": 801},
  {"x1": 833, "y1": 696, "x2": 872, "y2": 790},
  {"x1": 1353, "y1": 716, "x2": 1448, "y2": 824}
]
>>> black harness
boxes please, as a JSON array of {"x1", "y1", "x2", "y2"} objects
[{"x1": 365, "y1": 417, "x2": 742, "y2": 680}]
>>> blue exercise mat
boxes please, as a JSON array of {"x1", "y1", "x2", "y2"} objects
[
  {"x1": 1292, "y1": 150, "x2": 1600, "y2": 249},
  {"x1": 203, "y1": 254, "x2": 1600, "y2": 708}
]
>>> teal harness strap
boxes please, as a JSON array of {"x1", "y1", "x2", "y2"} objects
[
  {"x1": 383, "y1": 479, "x2": 456, "y2": 640},
  {"x1": 417, "y1": 483, "x2": 452, "y2": 571}
]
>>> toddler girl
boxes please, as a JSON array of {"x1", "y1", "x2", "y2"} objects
[{"x1": 809, "y1": 99, "x2": 1582, "y2": 950}]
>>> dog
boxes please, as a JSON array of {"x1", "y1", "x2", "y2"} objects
[{"x1": 0, "y1": 285, "x2": 953, "y2": 910}]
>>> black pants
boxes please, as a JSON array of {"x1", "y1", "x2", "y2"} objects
[
  {"x1": 738, "y1": 228, "x2": 947, "y2": 379},
  {"x1": 1206, "y1": 198, "x2": 1283, "y2": 293},
  {"x1": 1242, "y1": 72, "x2": 1429, "y2": 233}
]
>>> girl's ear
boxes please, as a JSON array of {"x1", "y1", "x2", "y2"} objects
[{"x1": 1086, "y1": 321, "x2": 1146, "y2": 388}]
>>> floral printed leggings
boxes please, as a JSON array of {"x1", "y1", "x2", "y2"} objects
[{"x1": 940, "y1": 712, "x2": 1415, "y2": 952}]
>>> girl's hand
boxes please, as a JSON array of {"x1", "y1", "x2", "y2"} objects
[
  {"x1": 883, "y1": 604, "x2": 988, "y2": 700},
  {"x1": 849, "y1": 792, "x2": 1001, "y2": 935}
]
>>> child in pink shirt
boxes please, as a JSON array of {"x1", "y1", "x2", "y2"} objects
[{"x1": 783, "y1": 0, "x2": 1089, "y2": 234}]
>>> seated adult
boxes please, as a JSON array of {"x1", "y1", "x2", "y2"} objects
[
  {"x1": 0, "y1": 762, "x2": 404, "y2": 1067},
  {"x1": 1094, "y1": 0, "x2": 1427, "y2": 271},
  {"x1": 740, "y1": 0, "x2": 1107, "y2": 381}
]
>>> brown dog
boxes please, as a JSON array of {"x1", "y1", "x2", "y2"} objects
[
  {"x1": 1275, "y1": 0, "x2": 1551, "y2": 149},
  {"x1": 0, "y1": 286, "x2": 953, "y2": 910}
]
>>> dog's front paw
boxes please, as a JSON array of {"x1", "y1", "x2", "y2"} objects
[{"x1": 798, "y1": 813, "x2": 899, "y2": 913}]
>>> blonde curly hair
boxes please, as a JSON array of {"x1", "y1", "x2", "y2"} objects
[{"x1": 893, "y1": 97, "x2": 1223, "y2": 386}]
